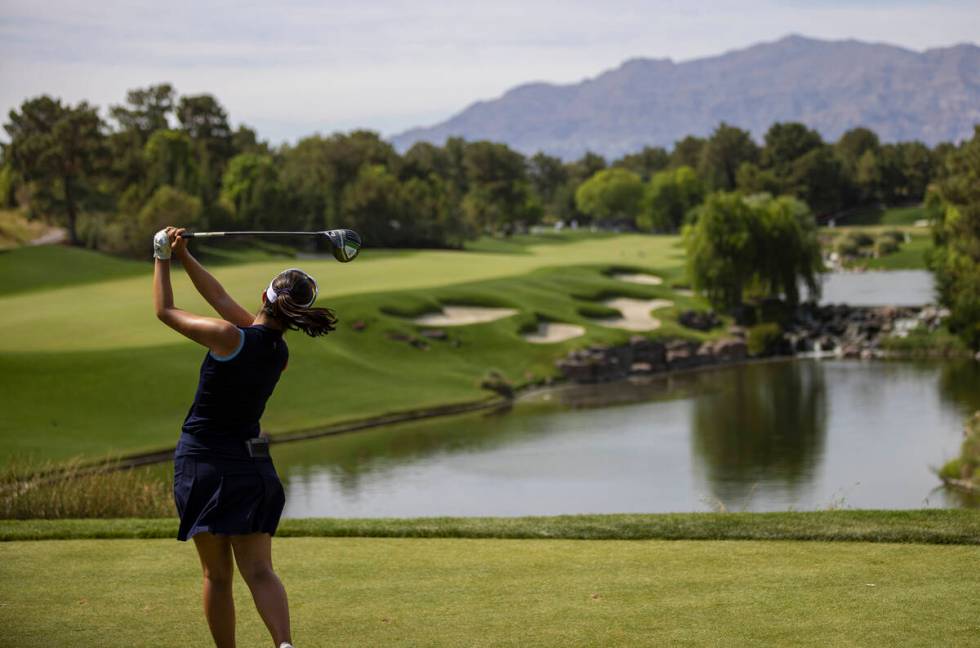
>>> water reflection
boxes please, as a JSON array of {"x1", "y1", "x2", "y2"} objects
[
  {"x1": 270, "y1": 359, "x2": 979, "y2": 517},
  {"x1": 690, "y1": 362, "x2": 827, "y2": 504},
  {"x1": 272, "y1": 406, "x2": 543, "y2": 495},
  {"x1": 939, "y1": 360, "x2": 980, "y2": 413}
]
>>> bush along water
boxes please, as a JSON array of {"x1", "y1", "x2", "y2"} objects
[{"x1": 939, "y1": 412, "x2": 980, "y2": 494}]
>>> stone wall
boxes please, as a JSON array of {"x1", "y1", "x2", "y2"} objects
[
  {"x1": 556, "y1": 335, "x2": 748, "y2": 383},
  {"x1": 555, "y1": 303, "x2": 950, "y2": 384}
]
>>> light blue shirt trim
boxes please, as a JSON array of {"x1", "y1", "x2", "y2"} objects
[{"x1": 209, "y1": 328, "x2": 245, "y2": 362}]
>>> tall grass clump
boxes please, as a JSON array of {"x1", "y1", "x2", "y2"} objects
[
  {"x1": 0, "y1": 458, "x2": 173, "y2": 519},
  {"x1": 880, "y1": 326, "x2": 969, "y2": 357}
]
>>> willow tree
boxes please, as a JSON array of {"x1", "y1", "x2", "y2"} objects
[{"x1": 685, "y1": 192, "x2": 823, "y2": 310}]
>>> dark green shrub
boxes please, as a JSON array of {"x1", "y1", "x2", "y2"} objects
[
  {"x1": 874, "y1": 237, "x2": 899, "y2": 257},
  {"x1": 746, "y1": 322, "x2": 782, "y2": 356},
  {"x1": 834, "y1": 236, "x2": 860, "y2": 256},
  {"x1": 851, "y1": 231, "x2": 874, "y2": 247}
]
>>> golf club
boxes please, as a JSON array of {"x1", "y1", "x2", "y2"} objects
[{"x1": 179, "y1": 228, "x2": 362, "y2": 263}]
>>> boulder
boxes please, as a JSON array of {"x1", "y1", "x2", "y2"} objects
[
  {"x1": 666, "y1": 340, "x2": 702, "y2": 369},
  {"x1": 678, "y1": 310, "x2": 721, "y2": 331},
  {"x1": 712, "y1": 338, "x2": 748, "y2": 361},
  {"x1": 629, "y1": 336, "x2": 667, "y2": 365}
]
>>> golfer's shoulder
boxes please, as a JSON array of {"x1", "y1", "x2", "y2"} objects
[{"x1": 244, "y1": 325, "x2": 288, "y2": 357}]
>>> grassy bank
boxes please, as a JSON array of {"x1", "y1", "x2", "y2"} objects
[
  {"x1": 880, "y1": 325, "x2": 971, "y2": 357},
  {"x1": 0, "y1": 234, "x2": 712, "y2": 464},
  {"x1": 834, "y1": 204, "x2": 925, "y2": 227},
  {"x1": 850, "y1": 230, "x2": 933, "y2": 271},
  {"x1": 2, "y1": 535, "x2": 979, "y2": 647},
  {"x1": 3, "y1": 510, "x2": 979, "y2": 544},
  {"x1": 822, "y1": 223, "x2": 933, "y2": 271}
]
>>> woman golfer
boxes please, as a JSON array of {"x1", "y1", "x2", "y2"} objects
[{"x1": 153, "y1": 226, "x2": 336, "y2": 648}]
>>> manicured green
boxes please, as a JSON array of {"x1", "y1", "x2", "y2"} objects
[
  {"x1": 0, "y1": 234, "x2": 710, "y2": 464},
  {"x1": 3, "y1": 510, "x2": 979, "y2": 544},
  {"x1": 2, "y1": 535, "x2": 979, "y2": 647}
]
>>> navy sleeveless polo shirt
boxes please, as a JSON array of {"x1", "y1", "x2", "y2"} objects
[{"x1": 181, "y1": 325, "x2": 289, "y2": 441}]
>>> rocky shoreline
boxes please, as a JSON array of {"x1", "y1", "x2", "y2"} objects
[{"x1": 556, "y1": 303, "x2": 954, "y2": 383}]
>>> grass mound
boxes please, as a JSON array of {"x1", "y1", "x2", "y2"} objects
[{"x1": 0, "y1": 244, "x2": 144, "y2": 296}]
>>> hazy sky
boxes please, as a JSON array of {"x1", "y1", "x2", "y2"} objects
[{"x1": 1, "y1": 0, "x2": 977, "y2": 144}]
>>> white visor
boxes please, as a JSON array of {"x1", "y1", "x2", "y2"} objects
[{"x1": 266, "y1": 268, "x2": 318, "y2": 308}]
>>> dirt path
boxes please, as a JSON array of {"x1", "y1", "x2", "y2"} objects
[{"x1": 30, "y1": 228, "x2": 67, "y2": 246}]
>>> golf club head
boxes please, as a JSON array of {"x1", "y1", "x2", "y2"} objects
[{"x1": 324, "y1": 229, "x2": 361, "y2": 263}]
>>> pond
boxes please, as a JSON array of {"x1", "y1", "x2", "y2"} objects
[
  {"x1": 273, "y1": 359, "x2": 980, "y2": 517},
  {"x1": 816, "y1": 270, "x2": 935, "y2": 306}
]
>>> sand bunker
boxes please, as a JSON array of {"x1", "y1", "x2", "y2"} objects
[
  {"x1": 414, "y1": 306, "x2": 519, "y2": 327},
  {"x1": 612, "y1": 272, "x2": 663, "y2": 286},
  {"x1": 595, "y1": 298, "x2": 674, "y2": 331},
  {"x1": 523, "y1": 322, "x2": 586, "y2": 344}
]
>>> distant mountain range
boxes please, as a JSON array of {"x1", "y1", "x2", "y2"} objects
[{"x1": 390, "y1": 35, "x2": 980, "y2": 160}]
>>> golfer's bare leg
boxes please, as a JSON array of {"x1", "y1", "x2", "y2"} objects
[
  {"x1": 193, "y1": 532, "x2": 236, "y2": 648},
  {"x1": 231, "y1": 533, "x2": 291, "y2": 646}
]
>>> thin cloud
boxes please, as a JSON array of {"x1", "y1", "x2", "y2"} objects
[{"x1": 1, "y1": 0, "x2": 977, "y2": 144}]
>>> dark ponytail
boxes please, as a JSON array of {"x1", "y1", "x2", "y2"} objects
[{"x1": 262, "y1": 269, "x2": 337, "y2": 337}]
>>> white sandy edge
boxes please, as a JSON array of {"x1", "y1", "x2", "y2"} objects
[
  {"x1": 595, "y1": 298, "x2": 674, "y2": 331},
  {"x1": 523, "y1": 322, "x2": 586, "y2": 344},
  {"x1": 414, "y1": 306, "x2": 519, "y2": 327},
  {"x1": 613, "y1": 272, "x2": 663, "y2": 286}
]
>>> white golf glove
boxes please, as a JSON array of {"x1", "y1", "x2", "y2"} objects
[{"x1": 153, "y1": 229, "x2": 172, "y2": 260}]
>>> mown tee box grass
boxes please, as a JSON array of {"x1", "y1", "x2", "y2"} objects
[{"x1": 2, "y1": 533, "x2": 979, "y2": 647}]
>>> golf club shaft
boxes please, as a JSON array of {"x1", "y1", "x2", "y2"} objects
[{"x1": 180, "y1": 231, "x2": 325, "y2": 238}]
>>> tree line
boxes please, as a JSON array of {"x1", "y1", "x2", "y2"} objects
[
  {"x1": 0, "y1": 84, "x2": 960, "y2": 257},
  {"x1": 2, "y1": 85, "x2": 977, "y2": 348},
  {"x1": 572, "y1": 121, "x2": 946, "y2": 231}
]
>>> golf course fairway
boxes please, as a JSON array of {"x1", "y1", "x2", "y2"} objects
[
  {"x1": 0, "y1": 233, "x2": 713, "y2": 463},
  {"x1": 2, "y1": 536, "x2": 978, "y2": 646}
]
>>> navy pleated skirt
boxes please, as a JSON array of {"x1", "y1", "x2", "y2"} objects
[{"x1": 173, "y1": 432, "x2": 286, "y2": 541}]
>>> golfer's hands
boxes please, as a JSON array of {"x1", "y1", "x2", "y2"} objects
[
  {"x1": 152, "y1": 228, "x2": 171, "y2": 260},
  {"x1": 166, "y1": 227, "x2": 188, "y2": 259}
]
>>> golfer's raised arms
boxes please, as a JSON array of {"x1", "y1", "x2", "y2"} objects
[
  {"x1": 153, "y1": 226, "x2": 243, "y2": 358},
  {"x1": 171, "y1": 228, "x2": 253, "y2": 327}
]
